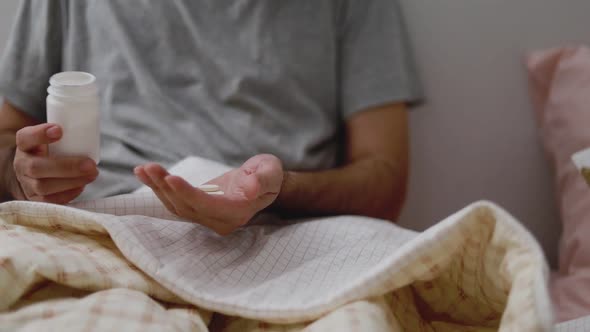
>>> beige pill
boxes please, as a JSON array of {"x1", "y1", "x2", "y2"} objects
[
  {"x1": 198, "y1": 184, "x2": 220, "y2": 192},
  {"x1": 207, "y1": 191, "x2": 224, "y2": 196}
]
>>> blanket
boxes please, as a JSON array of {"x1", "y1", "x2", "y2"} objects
[{"x1": 0, "y1": 158, "x2": 553, "y2": 331}]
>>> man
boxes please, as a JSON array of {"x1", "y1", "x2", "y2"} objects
[{"x1": 0, "y1": 1, "x2": 421, "y2": 235}]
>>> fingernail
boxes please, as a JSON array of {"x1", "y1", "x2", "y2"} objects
[
  {"x1": 80, "y1": 160, "x2": 95, "y2": 172},
  {"x1": 46, "y1": 126, "x2": 61, "y2": 139}
]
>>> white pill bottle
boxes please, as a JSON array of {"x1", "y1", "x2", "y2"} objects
[{"x1": 46, "y1": 71, "x2": 100, "y2": 163}]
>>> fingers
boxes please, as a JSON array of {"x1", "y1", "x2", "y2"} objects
[
  {"x1": 136, "y1": 164, "x2": 226, "y2": 229},
  {"x1": 143, "y1": 164, "x2": 173, "y2": 196},
  {"x1": 133, "y1": 166, "x2": 152, "y2": 186},
  {"x1": 16, "y1": 124, "x2": 62, "y2": 153},
  {"x1": 12, "y1": 131, "x2": 98, "y2": 203},
  {"x1": 14, "y1": 155, "x2": 97, "y2": 179},
  {"x1": 164, "y1": 175, "x2": 204, "y2": 211},
  {"x1": 31, "y1": 187, "x2": 85, "y2": 205},
  {"x1": 134, "y1": 156, "x2": 284, "y2": 237},
  {"x1": 19, "y1": 175, "x2": 96, "y2": 197},
  {"x1": 135, "y1": 163, "x2": 247, "y2": 235},
  {"x1": 164, "y1": 175, "x2": 235, "y2": 234},
  {"x1": 164, "y1": 175, "x2": 193, "y2": 192},
  {"x1": 134, "y1": 164, "x2": 178, "y2": 214},
  {"x1": 165, "y1": 175, "x2": 211, "y2": 206}
]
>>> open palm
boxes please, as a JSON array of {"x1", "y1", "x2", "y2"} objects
[{"x1": 134, "y1": 154, "x2": 283, "y2": 235}]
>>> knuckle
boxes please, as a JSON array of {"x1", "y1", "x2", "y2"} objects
[
  {"x1": 27, "y1": 159, "x2": 42, "y2": 176},
  {"x1": 62, "y1": 159, "x2": 78, "y2": 174},
  {"x1": 15, "y1": 128, "x2": 28, "y2": 148},
  {"x1": 80, "y1": 176, "x2": 94, "y2": 186},
  {"x1": 17, "y1": 157, "x2": 34, "y2": 176},
  {"x1": 15, "y1": 125, "x2": 43, "y2": 148},
  {"x1": 13, "y1": 156, "x2": 23, "y2": 174},
  {"x1": 29, "y1": 179, "x2": 45, "y2": 195},
  {"x1": 17, "y1": 178, "x2": 32, "y2": 196},
  {"x1": 88, "y1": 167, "x2": 99, "y2": 178}
]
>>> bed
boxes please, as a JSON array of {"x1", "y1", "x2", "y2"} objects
[{"x1": 2, "y1": 0, "x2": 590, "y2": 330}]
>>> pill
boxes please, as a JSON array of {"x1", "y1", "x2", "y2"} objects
[
  {"x1": 207, "y1": 191, "x2": 224, "y2": 196},
  {"x1": 198, "y1": 184, "x2": 220, "y2": 192}
]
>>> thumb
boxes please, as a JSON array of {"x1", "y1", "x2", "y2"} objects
[{"x1": 254, "y1": 158, "x2": 283, "y2": 195}]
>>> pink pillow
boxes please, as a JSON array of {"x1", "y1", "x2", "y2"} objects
[{"x1": 527, "y1": 46, "x2": 590, "y2": 322}]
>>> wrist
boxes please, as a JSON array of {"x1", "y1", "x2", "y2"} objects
[
  {"x1": 277, "y1": 170, "x2": 293, "y2": 202},
  {"x1": 267, "y1": 170, "x2": 296, "y2": 215}
]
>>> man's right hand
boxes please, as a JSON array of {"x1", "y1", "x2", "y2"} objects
[{"x1": 12, "y1": 123, "x2": 98, "y2": 204}]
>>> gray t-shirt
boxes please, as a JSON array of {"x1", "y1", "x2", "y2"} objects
[{"x1": 0, "y1": 0, "x2": 421, "y2": 199}]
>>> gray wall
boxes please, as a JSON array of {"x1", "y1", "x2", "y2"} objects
[
  {"x1": 398, "y1": 0, "x2": 590, "y2": 268},
  {"x1": 2, "y1": 1, "x2": 590, "y2": 267}
]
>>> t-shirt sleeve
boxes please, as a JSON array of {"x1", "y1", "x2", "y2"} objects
[
  {"x1": 339, "y1": 0, "x2": 422, "y2": 119},
  {"x1": 0, "y1": 0, "x2": 66, "y2": 121}
]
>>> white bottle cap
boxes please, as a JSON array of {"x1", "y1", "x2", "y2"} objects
[{"x1": 48, "y1": 71, "x2": 98, "y2": 98}]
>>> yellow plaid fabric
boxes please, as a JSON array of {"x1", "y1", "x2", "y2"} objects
[{"x1": 0, "y1": 201, "x2": 553, "y2": 331}]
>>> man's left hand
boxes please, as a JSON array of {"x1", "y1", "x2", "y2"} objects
[{"x1": 134, "y1": 154, "x2": 283, "y2": 235}]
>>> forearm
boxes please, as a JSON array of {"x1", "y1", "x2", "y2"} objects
[{"x1": 273, "y1": 157, "x2": 408, "y2": 221}]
